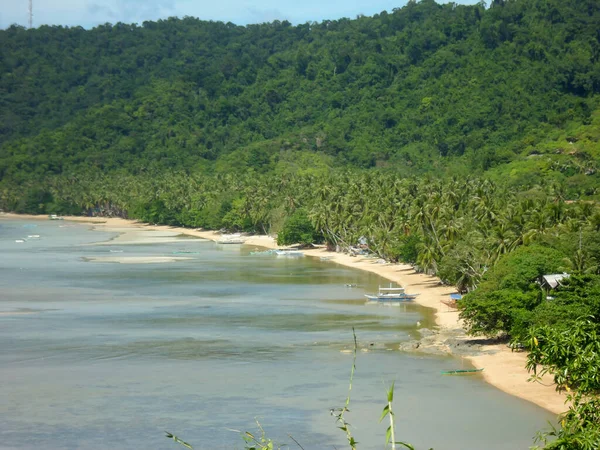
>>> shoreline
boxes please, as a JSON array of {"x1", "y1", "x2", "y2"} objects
[{"x1": 1, "y1": 213, "x2": 568, "y2": 414}]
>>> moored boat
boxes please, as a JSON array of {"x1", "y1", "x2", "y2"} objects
[
  {"x1": 275, "y1": 249, "x2": 304, "y2": 257},
  {"x1": 441, "y1": 368, "x2": 484, "y2": 375},
  {"x1": 364, "y1": 284, "x2": 417, "y2": 302}
]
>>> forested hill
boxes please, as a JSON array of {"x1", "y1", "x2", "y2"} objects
[{"x1": 1, "y1": 0, "x2": 599, "y2": 186}]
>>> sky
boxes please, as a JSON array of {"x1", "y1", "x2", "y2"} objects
[{"x1": 1, "y1": 0, "x2": 480, "y2": 30}]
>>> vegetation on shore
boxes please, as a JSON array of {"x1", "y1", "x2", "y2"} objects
[
  {"x1": 459, "y1": 241, "x2": 600, "y2": 448},
  {"x1": 2, "y1": 0, "x2": 600, "y2": 447}
]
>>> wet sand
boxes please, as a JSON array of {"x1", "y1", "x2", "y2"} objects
[
  {"x1": 1, "y1": 213, "x2": 568, "y2": 414},
  {"x1": 0, "y1": 310, "x2": 40, "y2": 316},
  {"x1": 84, "y1": 256, "x2": 193, "y2": 264}
]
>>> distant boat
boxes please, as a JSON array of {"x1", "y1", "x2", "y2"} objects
[
  {"x1": 441, "y1": 368, "x2": 484, "y2": 375},
  {"x1": 216, "y1": 234, "x2": 245, "y2": 244},
  {"x1": 27, "y1": 235, "x2": 40, "y2": 238},
  {"x1": 250, "y1": 249, "x2": 277, "y2": 256},
  {"x1": 48, "y1": 214, "x2": 64, "y2": 220},
  {"x1": 364, "y1": 284, "x2": 417, "y2": 302},
  {"x1": 15, "y1": 239, "x2": 26, "y2": 243},
  {"x1": 275, "y1": 249, "x2": 304, "y2": 257}
]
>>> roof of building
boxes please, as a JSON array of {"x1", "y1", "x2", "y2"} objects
[{"x1": 542, "y1": 273, "x2": 570, "y2": 289}]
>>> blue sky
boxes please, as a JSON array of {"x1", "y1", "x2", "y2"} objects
[{"x1": 1, "y1": 0, "x2": 480, "y2": 30}]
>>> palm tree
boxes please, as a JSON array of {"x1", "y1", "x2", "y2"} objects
[{"x1": 416, "y1": 239, "x2": 439, "y2": 275}]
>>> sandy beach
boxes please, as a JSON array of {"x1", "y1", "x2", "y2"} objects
[{"x1": 1, "y1": 213, "x2": 568, "y2": 415}]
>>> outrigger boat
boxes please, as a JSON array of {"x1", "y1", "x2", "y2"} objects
[
  {"x1": 275, "y1": 249, "x2": 304, "y2": 257},
  {"x1": 441, "y1": 368, "x2": 484, "y2": 375},
  {"x1": 216, "y1": 234, "x2": 245, "y2": 244},
  {"x1": 364, "y1": 284, "x2": 417, "y2": 302},
  {"x1": 217, "y1": 238, "x2": 245, "y2": 244}
]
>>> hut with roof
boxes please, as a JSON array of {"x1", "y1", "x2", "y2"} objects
[{"x1": 540, "y1": 273, "x2": 570, "y2": 298}]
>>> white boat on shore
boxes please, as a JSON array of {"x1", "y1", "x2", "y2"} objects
[
  {"x1": 365, "y1": 284, "x2": 417, "y2": 302},
  {"x1": 217, "y1": 238, "x2": 245, "y2": 244},
  {"x1": 216, "y1": 234, "x2": 245, "y2": 244}
]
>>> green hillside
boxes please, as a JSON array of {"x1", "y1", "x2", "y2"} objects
[{"x1": 1, "y1": 0, "x2": 599, "y2": 187}]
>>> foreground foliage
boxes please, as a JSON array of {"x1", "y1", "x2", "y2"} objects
[
  {"x1": 527, "y1": 319, "x2": 600, "y2": 450},
  {"x1": 460, "y1": 261, "x2": 600, "y2": 449}
]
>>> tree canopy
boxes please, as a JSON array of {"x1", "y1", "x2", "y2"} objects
[{"x1": 1, "y1": 0, "x2": 599, "y2": 189}]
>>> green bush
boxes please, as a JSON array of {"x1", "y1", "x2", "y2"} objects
[
  {"x1": 459, "y1": 245, "x2": 566, "y2": 337},
  {"x1": 277, "y1": 209, "x2": 322, "y2": 246},
  {"x1": 388, "y1": 234, "x2": 422, "y2": 264},
  {"x1": 460, "y1": 289, "x2": 538, "y2": 338}
]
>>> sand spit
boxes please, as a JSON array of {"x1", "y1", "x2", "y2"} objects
[
  {"x1": 0, "y1": 310, "x2": 41, "y2": 316},
  {"x1": 90, "y1": 228, "x2": 208, "y2": 246},
  {"x1": 83, "y1": 256, "x2": 193, "y2": 264},
  {"x1": 0, "y1": 213, "x2": 568, "y2": 414}
]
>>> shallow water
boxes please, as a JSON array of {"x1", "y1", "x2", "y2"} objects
[{"x1": 0, "y1": 218, "x2": 555, "y2": 449}]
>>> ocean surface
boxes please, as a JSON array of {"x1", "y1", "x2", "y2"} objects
[{"x1": 0, "y1": 218, "x2": 555, "y2": 449}]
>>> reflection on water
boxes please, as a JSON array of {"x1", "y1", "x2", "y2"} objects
[{"x1": 0, "y1": 218, "x2": 554, "y2": 449}]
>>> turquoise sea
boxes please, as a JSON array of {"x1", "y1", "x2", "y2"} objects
[{"x1": 0, "y1": 218, "x2": 555, "y2": 449}]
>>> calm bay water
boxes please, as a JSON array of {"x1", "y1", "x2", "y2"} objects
[{"x1": 0, "y1": 218, "x2": 554, "y2": 449}]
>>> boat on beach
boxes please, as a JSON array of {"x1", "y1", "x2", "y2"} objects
[
  {"x1": 216, "y1": 234, "x2": 245, "y2": 244},
  {"x1": 441, "y1": 293, "x2": 462, "y2": 309},
  {"x1": 217, "y1": 238, "x2": 245, "y2": 244},
  {"x1": 364, "y1": 284, "x2": 417, "y2": 302}
]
